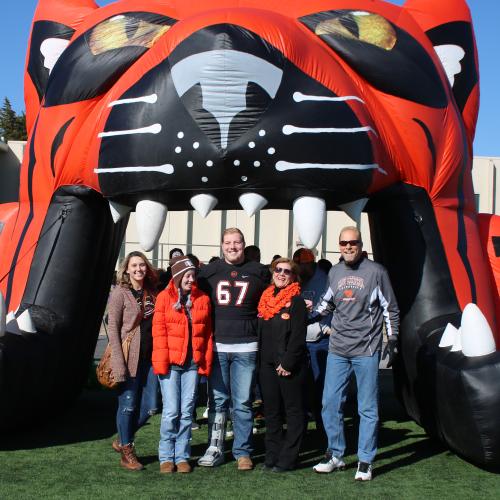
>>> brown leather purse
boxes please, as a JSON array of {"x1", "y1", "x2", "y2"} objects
[{"x1": 96, "y1": 331, "x2": 136, "y2": 389}]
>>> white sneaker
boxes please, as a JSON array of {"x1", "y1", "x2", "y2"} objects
[
  {"x1": 197, "y1": 446, "x2": 225, "y2": 467},
  {"x1": 313, "y1": 452, "x2": 346, "y2": 473},
  {"x1": 354, "y1": 462, "x2": 373, "y2": 481}
]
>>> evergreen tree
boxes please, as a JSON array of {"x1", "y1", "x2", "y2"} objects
[
  {"x1": 0, "y1": 97, "x2": 27, "y2": 141},
  {"x1": 15, "y1": 111, "x2": 27, "y2": 141}
]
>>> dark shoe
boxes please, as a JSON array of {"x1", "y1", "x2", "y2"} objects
[
  {"x1": 120, "y1": 443, "x2": 144, "y2": 471},
  {"x1": 176, "y1": 461, "x2": 192, "y2": 473},
  {"x1": 160, "y1": 461, "x2": 175, "y2": 473},
  {"x1": 272, "y1": 466, "x2": 293, "y2": 473},
  {"x1": 112, "y1": 439, "x2": 121, "y2": 453},
  {"x1": 237, "y1": 456, "x2": 254, "y2": 470}
]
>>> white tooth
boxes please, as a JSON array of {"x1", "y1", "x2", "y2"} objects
[
  {"x1": 109, "y1": 201, "x2": 131, "y2": 223},
  {"x1": 239, "y1": 193, "x2": 268, "y2": 217},
  {"x1": 461, "y1": 303, "x2": 497, "y2": 357},
  {"x1": 5, "y1": 310, "x2": 21, "y2": 336},
  {"x1": 450, "y1": 327, "x2": 462, "y2": 352},
  {"x1": 439, "y1": 323, "x2": 458, "y2": 348},
  {"x1": 339, "y1": 198, "x2": 368, "y2": 226},
  {"x1": 135, "y1": 200, "x2": 168, "y2": 252},
  {"x1": 190, "y1": 194, "x2": 218, "y2": 218},
  {"x1": 17, "y1": 309, "x2": 37, "y2": 333},
  {"x1": 293, "y1": 196, "x2": 326, "y2": 249},
  {"x1": 0, "y1": 292, "x2": 5, "y2": 337}
]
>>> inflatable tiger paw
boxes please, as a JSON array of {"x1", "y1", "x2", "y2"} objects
[{"x1": 1, "y1": 0, "x2": 499, "y2": 467}]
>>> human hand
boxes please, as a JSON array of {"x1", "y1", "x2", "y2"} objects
[
  {"x1": 382, "y1": 336, "x2": 398, "y2": 368},
  {"x1": 304, "y1": 299, "x2": 313, "y2": 312},
  {"x1": 322, "y1": 326, "x2": 333, "y2": 336},
  {"x1": 276, "y1": 364, "x2": 291, "y2": 377}
]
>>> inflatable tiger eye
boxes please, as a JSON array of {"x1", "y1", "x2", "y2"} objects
[{"x1": 1, "y1": 0, "x2": 499, "y2": 467}]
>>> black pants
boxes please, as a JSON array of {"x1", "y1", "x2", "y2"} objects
[{"x1": 259, "y1": 361, "x2": 306, "y2": 469}]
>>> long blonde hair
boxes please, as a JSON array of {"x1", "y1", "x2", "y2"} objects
[{"x1": 116, "y1": 251, "x2": 158, "y2": 296}]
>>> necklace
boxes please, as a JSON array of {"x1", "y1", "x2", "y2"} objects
[{"x1": 257, "y1": 282, "x2": 301, "y2": 320}]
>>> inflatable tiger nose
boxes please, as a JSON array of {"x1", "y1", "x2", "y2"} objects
[{"x1": 1, "y1": 0, "x2": 499, "y2": 467}]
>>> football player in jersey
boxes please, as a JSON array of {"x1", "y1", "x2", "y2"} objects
[{"x1": 197, "y1": 228, "x2": 270, "y2": 470}]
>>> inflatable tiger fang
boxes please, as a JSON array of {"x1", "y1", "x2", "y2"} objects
[{"x1": 1, "y1": 0, "x2": 500, "y2": 467}]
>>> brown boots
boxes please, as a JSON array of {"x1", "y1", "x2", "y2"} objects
[
  {"x1": 159, "y1": 461, "x2": 192, "y2": 473},
  {"x1": 120, "y1": 443, "x2": 144, "y2": 471},
  {"x1": 176, "y1": 461, "x2": 192, "y2": 473},
  {"x1": 112, "y1": 439, "x2": 121, "y2": 453}
]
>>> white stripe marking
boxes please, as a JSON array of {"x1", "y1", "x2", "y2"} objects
[
  {"x1": 283, "y1": 124, "x2": 377, "y2": 136},
  {"x1": 373, "y1": 286, "x2": 394, "y2": 337},
  {"x1": 276, "y1": 161, "x2": 387, "y2": 175},
  {"x1": 94, "y1": 164, "x2": 174, "y2": 175},
  {"x1": 108, "y1": 94, "x2": 158, "y2": 106},
  {"x1": 293, "y1": 92, "x2": 365, "y2": 104},
  {"x1": 98, "y1": 123, "x2": 161, "y2": 138}
]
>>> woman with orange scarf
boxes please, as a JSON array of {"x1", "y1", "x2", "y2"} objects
[{"x1": 257, "y1": 257, "x2": 307, "y2": 472}]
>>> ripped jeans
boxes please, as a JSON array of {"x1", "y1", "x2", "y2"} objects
[{"x1": 116, "y1": 360, "x2": 159, "y2": 446}]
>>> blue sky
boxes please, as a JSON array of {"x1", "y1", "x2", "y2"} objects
[{"x1": 1, "y1": 0, "x2": 498, "y2": 156}]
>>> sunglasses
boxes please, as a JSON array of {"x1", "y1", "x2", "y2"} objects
[
  {"x1": 274, "y1": 267, "x2": 292, "y2": 276},
  {"x1": 339, "y1": 240, "x2": 360, "y2": 247}
]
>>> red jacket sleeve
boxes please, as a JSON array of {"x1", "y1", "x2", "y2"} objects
[
  {"x1": 152, "y1": 290, "x2": 170, "y2": 375},
  {"x1": 199, "y1": 297, "x2": 214, "y2": 376}
]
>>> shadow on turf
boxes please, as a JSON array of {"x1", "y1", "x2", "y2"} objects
[
  {"x1": 188, "y1": 371, "x2": 444, "y2": 474},
  {"x1": 0, "y1": 367, "x2": 443, "y2": 477},
  {"x1": 0, "y1": 389, "x2": 118, "y2": 451}
]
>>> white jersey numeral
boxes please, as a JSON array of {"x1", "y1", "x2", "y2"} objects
[
  {"x1": 216, "y1": 280, "x2": 231, "y2": 305},
  {"x1": 216, "y1": 280, "x2": 249, "y2": 306},
  {"x1": 234, "y1": 281, "x2": 249, "y2": 305}
]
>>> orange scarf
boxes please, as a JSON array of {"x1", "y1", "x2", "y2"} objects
[{"x1": 257, "y1": 282, "x2": 301, "y2": 320}]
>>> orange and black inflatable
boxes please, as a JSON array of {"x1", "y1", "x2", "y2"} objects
[{"x1": 1, "y1": 0, "x2": 499, "y2": 467}]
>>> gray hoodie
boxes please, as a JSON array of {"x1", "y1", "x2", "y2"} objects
[{"x1": 316, "y1": 257, "x2": 399, "y2": 357}]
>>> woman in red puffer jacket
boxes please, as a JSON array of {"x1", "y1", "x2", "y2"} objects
[{"x1": 152, "y1": 256, "x2": 213, "y2": 473}]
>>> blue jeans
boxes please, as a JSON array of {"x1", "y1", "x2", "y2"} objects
[
  {"x1": 158, "y1": 368, "x2": 199, "y2": 463},
  {"x1": 307, "y1": 337, "x2": 330, "y2": 428},
  {"x1": 322, "y1": 352, "x2": 380, "y2": 463},
  {"x1": 116, "y1": 360, "x2": 159, "y2": 445},
  {"x1": 208, "y1": 351, "x2": 256, "y2": 459}
]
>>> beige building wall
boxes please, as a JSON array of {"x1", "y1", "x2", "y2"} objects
[
  {"x1": 1, "y1": 141, "x2": 498, "y2": 269},
  {"x1": 0, "y1": 141, "x2": 25, "y2": 205},
  {"x1": 5, "y1": 141, "x2": 26, "y2": 162},
  {"x1": 472, "y1": 157, "x2": 499, "y2": 214}
]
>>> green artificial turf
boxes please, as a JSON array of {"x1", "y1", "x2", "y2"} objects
[{"x1": 1, "y1": 371, "x2": 499, "y2": 499}]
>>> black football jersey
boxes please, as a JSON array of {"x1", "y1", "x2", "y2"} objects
[{"x1": 198, "y1": 259, "x2": 270, "y2": 343}]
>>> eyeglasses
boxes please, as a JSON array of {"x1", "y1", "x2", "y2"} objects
[
  {"x1": 274, "y1": 267, "x2": 292, "y2": 276},
  {"x1": 339, "y1": 240, "x2": 360, "y2": 247}
]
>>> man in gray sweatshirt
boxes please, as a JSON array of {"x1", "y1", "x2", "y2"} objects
[{"x1": 312, "y1": 226, "x2": 399, "y2": 481}]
